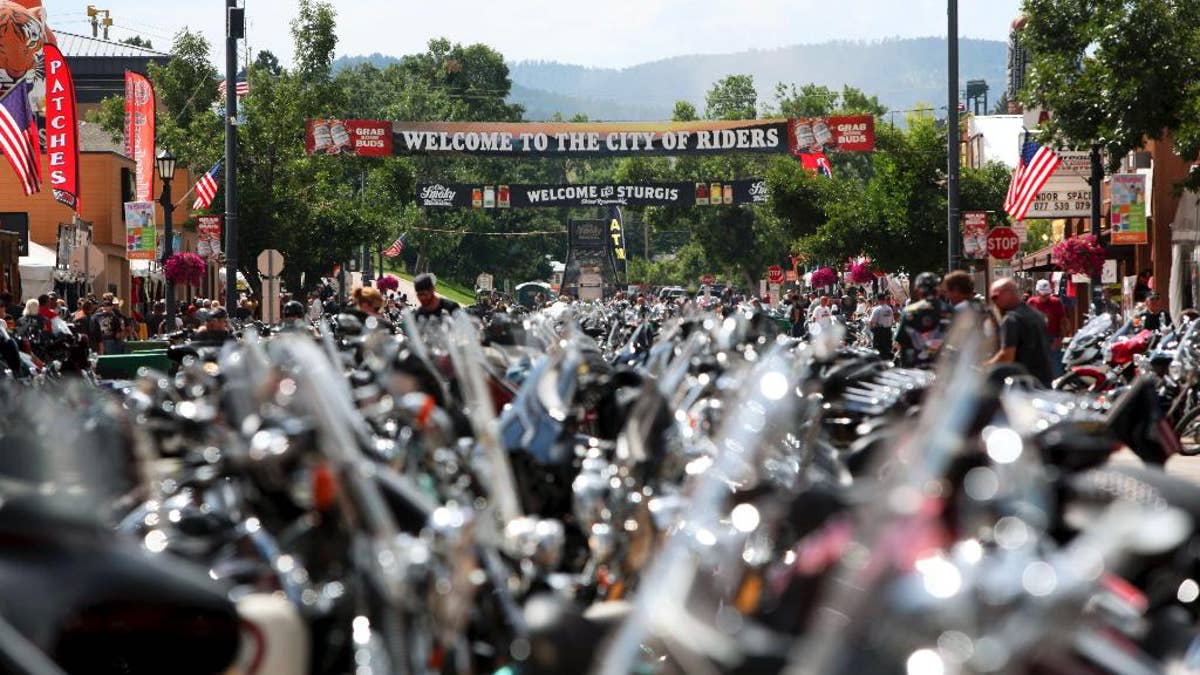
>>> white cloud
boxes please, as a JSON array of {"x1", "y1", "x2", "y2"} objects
[{"x1": 51, "y1": 0, "x2": 1022, "y2": 68}]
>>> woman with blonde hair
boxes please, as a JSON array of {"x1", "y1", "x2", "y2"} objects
[{"x1": 352, "y1": 286, "x2": 385, "y2": 316}]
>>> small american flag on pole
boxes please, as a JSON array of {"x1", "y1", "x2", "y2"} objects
[
  {"x1": 217, "y1": 79, "x2": 250, "y2": 99},
  {"x1": 192, "y1": 161, "x2": 222, "y2": 210},
  {"x1": 383, "y1": 233, "x2": 408, "y2": 258},
  {"x1": 0, "y1": 82, "x2": 41, "y2": 196},
  {"x1": 1004, "y1": 140, "x2": 1062, "y2": 222}
]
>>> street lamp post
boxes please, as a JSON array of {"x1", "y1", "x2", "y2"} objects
[{"x1": 157, "y1": 149, "x2": 178, "y2": 330}]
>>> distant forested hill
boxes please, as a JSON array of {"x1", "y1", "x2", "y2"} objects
[{"x1": 334, "y1": 37, "x2": 1007, "y2": 121}]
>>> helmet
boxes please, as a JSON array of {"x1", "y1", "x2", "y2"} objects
[
  {"x1": 914, "y1": 272, "x2": 941, "y2": 300},
  {"x1": 282, "y1": 301, "x2": 305, "y2": 319}
]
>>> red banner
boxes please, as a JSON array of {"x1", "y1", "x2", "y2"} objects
[
  {"x1": 43, "y1": 45, "x2": 79, "y2": 212},
  {"x1": 124, "y1": 71, "x2": 155, "y2": 202},
  {"x1": 197, "y1": 214, "x2": 222, "y2": 260},
  {"x1": 788, "y1": 115, "x2": 875, "y2": 154},
  {"x1": 305, "y1": 119, "x2": 393, "y2": 156}
]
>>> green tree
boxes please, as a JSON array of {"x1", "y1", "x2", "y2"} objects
[
  {"x1": 120, "y1": 35, "x2": 153, "y2": 50},
  {"x1": 1021, "y1": 0, "x2": 1200, "y2": 180},
  {"x1": 672, "y1": 100, "x2": 698, "y2": 122},
  {"x1": 292, "y1": 0, "x2": 339, "y2": 81},
  {"x1": 705, "y1": 74, "x2": 757, "y2": 120}
]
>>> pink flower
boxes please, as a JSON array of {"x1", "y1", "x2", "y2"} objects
[
  {"x1": 377, "y1": 275, "x2": 400, "y2": 293},
  {"x1": 847, "y1": 257, "x2": 874, "y2": 285},
  {"x1": 163, "y1": 252, "x2": 207, "y2": 287},
  {"x1": 811, "y1": 266, "x2": 838, "y2": 288},
  {"x1": 1051, "y1": 234, "x2": 1105, "y2": 276}
]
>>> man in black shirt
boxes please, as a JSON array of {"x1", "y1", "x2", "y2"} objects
[
  {"x1": 192, "y1": 308, "x2": 235, "y2": 346},
  {"x1": 413, "y1": 273, "x2": 461, "y2": 319},
  {"x1": 1138, "y1": 293, "x2": 1170, "y2": 332},
  {"x1": 987, "y1": 278, "x2": 1053, "y2": 386}
]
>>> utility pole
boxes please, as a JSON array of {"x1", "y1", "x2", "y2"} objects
[
  {"x1": 1090, "y1": 144, "x2": 1104, "y2": 312},
  {"x1": 946, "y1": 0, "x2": 962, "y2": 272},
  {"x1": 224, "y1": 0, "x2": 242, "y2": 309}
]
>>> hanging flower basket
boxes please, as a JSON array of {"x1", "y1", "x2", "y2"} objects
[
  {"x1": 810, "y1": 266, "x2": 838, "y2": 289},
  {"x1": 847, "y1": 257, "x2": 875, "y2": 285},
  {"x1": 377, "y1": 274, "x2": 400, "y2": 293},
  {"x1": 1051, "y1": 234, "x2": 1105, "y2": 277},
  {"x1": 164, "y1": 252, "x2": 207, "y2": 287}
]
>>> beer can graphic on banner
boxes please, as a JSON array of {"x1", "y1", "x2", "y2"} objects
[
  {"x1": 793, "y1": 121, "x2": 817, "y2": 153},
  {"x1": 723, "y1": 183, "x2": 734, "y2": 204},
  {"x1": 695, "y1": 182, "x2": 709, "y2": 206},
  {"x1": 472, "y1": 188, "x2": 483, "y2": 208},
  {"x1": 812, "y1": 119, "x2": 835, "y2": 150},
  {"x1": 483, "y1": 186, "x2": 496, "y2": 209},
  {"x1": 498, "y1": 185, "x2": 510, "y2": 208},
  {"x1": 710, "y1": 183, "x2": 722, "y2": 205},
  {"x1": 311, "y1": 120, "x2": 333, "y2": 153},
  {"x1": 329, "y1": 120, "x2": 352, "y2": 154}
]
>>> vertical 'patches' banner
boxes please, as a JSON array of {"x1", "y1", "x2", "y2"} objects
[
  {"x1": 43, "y1": 45, "x2": 78, "y2": 212},
  {"x1": 124, "y1": 71, "x2": 155, "y2": 202}
]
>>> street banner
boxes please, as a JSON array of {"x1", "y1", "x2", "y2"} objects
[
  {"x1": 417, "y1": 179, "x2": 767, "y2": 209},
  {"x1": 1111, "y1": 173, "x2": 1148, "y2": 245},
  {"x1": 609, "y1": 206, "x2": 627, "y2": 275},
  {"x1": 197, "y1": 215, "x2": 222, "y2": 260},
  {"x1": 311, "y1": 117, "x2": 875, "y2": 158},
  {"x1": 124, "y1": 71, "x2": 155, "y2": 202},
  {"x1": 1024, "y1": 150, "x2": 1093, "y2": 219},
  {"x1": 43, "y1": 45, "x2": 79, "y2": 212},
  {"x1": 124, "y1": 201, "x2": 156, "y2": 260},
  {"x1": 962, "y1": 211, "x2": 989, "y2": 260},
  {"x1": 305, "y1": 119, "x2": 394, "y2": 156}
]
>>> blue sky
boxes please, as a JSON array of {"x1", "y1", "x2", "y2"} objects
[{"x1": 50, "y1": 0, "x2": 1024, "y2": 68}]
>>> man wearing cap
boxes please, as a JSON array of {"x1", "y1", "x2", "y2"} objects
[
  {"x1": 1027, "y1": 279, "x2": 1067, "y2": 376},
  {"x1": 192, "y1": 307, "x2": 234, "y2": 346},
  {"x1": 866, "y1": 292, "x2": 894, "y2": 358},
  {"x1": 89, "y1": 294, "x2": 128, "y2": 355},
  {"x1": 413, "y1": 273, "x2": 461, "y2": 319}
]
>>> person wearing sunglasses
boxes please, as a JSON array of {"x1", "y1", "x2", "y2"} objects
[{"x1": 987, "y1": 277, "x2": 1053, "y2": 387}]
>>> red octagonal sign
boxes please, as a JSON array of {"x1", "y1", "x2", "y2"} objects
[{"x1": 987, "y1": 226, "x2": 1020, "y2": 260}]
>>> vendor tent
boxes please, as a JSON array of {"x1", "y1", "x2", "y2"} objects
[{"x1": 18, "y1": 241, "x2": 56, "y2": 299}]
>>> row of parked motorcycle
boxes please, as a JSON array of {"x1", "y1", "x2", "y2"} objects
[{"x1": 3, "y1": 299, "x2": 1200, "y2": 675}]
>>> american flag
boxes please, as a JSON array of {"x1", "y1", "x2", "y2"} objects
[
  {"x1": 1004, "y1": 140, "x2": 1062, "y2": 222},
  {"x1": 0, "y1": 82, "x2": 41, "y2": 196},
  {"x1": 217, "y1": 79, "x2": 250, "y2": 99},
  {"x1": 192, "y1": 161, "x2": 222, "y2": 210},
  {"x1": 383, "y1": 233, "x2": 408, "y2": 258}
]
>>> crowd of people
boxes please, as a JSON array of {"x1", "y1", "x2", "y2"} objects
[{"x1": 0, "y1": 265, "x2": 1173, "y2": 388}]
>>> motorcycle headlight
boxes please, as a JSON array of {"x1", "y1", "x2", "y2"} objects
[{"x1": 1170, "y1": 361, "x2": 1184, "y2": 381}]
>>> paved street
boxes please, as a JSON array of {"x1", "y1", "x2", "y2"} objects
[{"x1": 1112, "y1": 450, "x2": 1200, "y2": 481}]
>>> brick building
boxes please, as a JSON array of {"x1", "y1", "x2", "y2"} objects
[{"x1": 0, "y1": 31, "x2": 199, "y2": 306}]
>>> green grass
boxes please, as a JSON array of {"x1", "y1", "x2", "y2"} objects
[{"x1": 388, "y1": 270, "x2": 476, "y2": 306}]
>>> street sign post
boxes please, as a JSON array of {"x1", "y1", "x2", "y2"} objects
[
  {"x1": 257, "y1": 249, "x2": 284, "y2": 325},
  {"x1": 986, "y1": 227, "x2": 1020, "y2": 261}
]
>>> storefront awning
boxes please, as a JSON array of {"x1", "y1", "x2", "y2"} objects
[{"x1": 1172, "y1": 189, "x2": 1200, "y2": 244}]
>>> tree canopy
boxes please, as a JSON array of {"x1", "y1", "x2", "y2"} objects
[
  {"x1": 90, "y1": 1, "x2": 1008, "y2": 295},
  {"x1": 1021, "y1": 0, "x2": 1200, "y2": 181}
]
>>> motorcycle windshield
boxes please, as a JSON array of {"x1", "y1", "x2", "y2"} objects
[
  {"x1": 1176, "y1": 318, "x2": 1200, "y2": 369},
  {"x1": 1072, "y1": 313, "x2": 1114, "y2": 344}
]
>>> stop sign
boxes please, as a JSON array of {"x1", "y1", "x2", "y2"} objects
[
  {"x1": 987, "y1": 227, "x2": 1020, "y2": 260},
  {"x1": 767, "y1": 265, "x2": 784, "y2": 284},
  {"x1": 701, "y1": 274, "x2": 715, "y2": 285}
]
